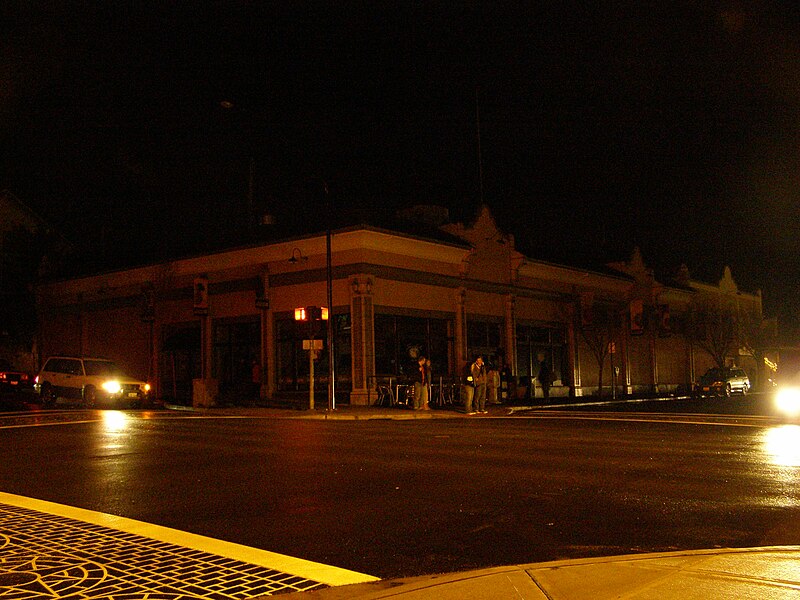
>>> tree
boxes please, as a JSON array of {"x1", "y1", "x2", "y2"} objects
[
  {"x1": 684, "y1": 291, "x2": 773, "y2": 388},
  {"x1": 684, "y1": 293, "x2": 739, "y2": 369},
  {"x1": 737, "y1": 313, "x2": 777, "y2": 391},
  {"x1": 576, "y1": 301, "x2": 620, "y2": 398}
]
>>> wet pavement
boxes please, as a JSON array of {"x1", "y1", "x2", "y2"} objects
[{"x1": 2, "y1": 400, "x2": 798, "y2": 599}]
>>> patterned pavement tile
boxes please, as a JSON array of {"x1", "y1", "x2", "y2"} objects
[{"x1": 0, "y1": 502, "x2": 329, "y2": 599}]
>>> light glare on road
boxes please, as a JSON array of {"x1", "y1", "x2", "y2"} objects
[
  {"x1": 762, "y1": 425, "x2": 800, "y2": 468},
  {"x1": 102, "y1": 410, "x2": 129, "y2": 433},
  {"x1": 775, "y1": 387, "x2": 800, "y2": 417}
]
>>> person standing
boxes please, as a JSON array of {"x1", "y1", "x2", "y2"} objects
[
  {"x1": 538, "y1": 359, "x2": 553, "y2": 401},
  {"x1": 471, "y1": 355, "x2": 488, "y2": 414},
  {"x1": 487, "y1": 363, "x2": 500, "y2": 404},
  {"x1": 462, "y1": 361, "x2": 475, "y2": 414},
  {"x1": 425, "y1": 357, "x2": 433, "y2": 408},
  {"x1": 414, "y1": 355, "x2": 430, "y2": 410},
  {"x1": 251, "y1": 360, "x2": 262, "y2": 404}
]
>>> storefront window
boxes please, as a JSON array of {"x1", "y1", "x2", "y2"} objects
[
  {"x1": 213, "y1": 317, "x2": 260, "y2": 403},
  {"x1": 276, "y1": 312, "x2": 351, "y2": 393},
  {"x1": 467, "y1": 320, "x2": 503, "y2": 366},
  {"x1": 516, "y1": 324, "x2": 567, "y2": 384},
  {"x1": 374, "y1": 313, "x2": 451, "y2": 380},
  {"x1": 159, "y1": 323, "x2": 200, "y2": 405}
]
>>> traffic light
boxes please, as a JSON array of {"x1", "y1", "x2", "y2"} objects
[{"x1": 294, "y1": 306, "x2": 328, "y2": 321}]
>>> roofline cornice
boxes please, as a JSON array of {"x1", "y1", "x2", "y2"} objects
[{"x1": 37, "y1": 228, "x2": 472, "y2": 294}]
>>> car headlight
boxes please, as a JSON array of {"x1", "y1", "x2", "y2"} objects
[
  {"x1": 143, "y1": 383, "x2": 151, "y2": 393},
  {"x1": 101, "y1": 380, "x2": 122, "y2": 394},
  {"x1": 775, "y1": 386, "x2": 800, "y2": 417}
]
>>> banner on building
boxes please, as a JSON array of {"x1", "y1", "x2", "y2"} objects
[
  {"x1": 255, "y1": 272, "x2": 269, "y2": 309},
  {"x1": 140, "y1": 286, "x2": 155, "y2": 323},
  {"x1": 658, "y1": 304, "x2": 670, "y2": 336},
  {"x1": 580, "y1": 292, "x2": 594, "y2": 326},
  {"x1": 630, "y1": 298, "x2": 644, "y2": 335},
  {"x1": 193, "y1": 277, "x2": 209, "y2": 315}
]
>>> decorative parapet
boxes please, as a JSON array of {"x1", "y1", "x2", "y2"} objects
[{"x1": 350, "y1": 275, "x2": 373, "y2": 296}]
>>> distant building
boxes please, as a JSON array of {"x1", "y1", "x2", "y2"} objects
[
  {"x1": 0, "y1": 190, "x2": 47, "y2": 232},
  {"x1": 35, "y1": 204, "x2": 769, "y2": 405},
  {"x1": 0, "y1": 189, "x2": 73, "y2": 276},
  {"x1": 0, "y1": 190, "x2": 73, "y2": 370}
]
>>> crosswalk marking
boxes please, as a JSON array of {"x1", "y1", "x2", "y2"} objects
[{"x1": 0, "y1": 492, "x2": 378, "y2": 598}]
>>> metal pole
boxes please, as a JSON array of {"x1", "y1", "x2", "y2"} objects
[
  {"x1": 610, "y1": 340, "x2": 616, "y2": 400},
  {"x1": 325, "y1": 184, "x2": 335, "y2": 411},
  {"x1": 309, "y1": 348, "x2": 315, "y2": 411}
]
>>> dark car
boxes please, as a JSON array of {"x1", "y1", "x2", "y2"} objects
[
  {"x1": 695, "y1": 367, "x2": 750, "y2": 398},
  {"x1": 0, "y1": 359, "x2": 32, "y2": 391},
  {"x1": 0, "y1": 359, "x2": 33, "y2": 409}
]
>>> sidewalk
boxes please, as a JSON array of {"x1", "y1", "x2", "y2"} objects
[
  {"x1": 165, "y1": 393, "x2": 695, "y2": 420},
  {"x1": 281, "y1": 546, "x2": 800, "y2": 599},
  {"x1": 164, "y1": 402, "x2": 514, "y2": 420}
]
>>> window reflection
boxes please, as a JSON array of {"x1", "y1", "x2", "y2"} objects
[{"x1": 762, "y1": 425, "x2": 800, "y2": 468}]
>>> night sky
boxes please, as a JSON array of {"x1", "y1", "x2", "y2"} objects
[{"x1": 3, "y1": 2, "x2": 800, "y2": 338}]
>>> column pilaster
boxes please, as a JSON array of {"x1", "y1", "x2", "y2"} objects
[
  {"x1": 256, "y1": 269, "x2": 274, "y2": 400},
  {"x1": 349, "y1": 275, "x2": 374, "y2": 405},
  {"x1": 503, "y1": 294, "x2": 516, "y2": 375},
  {"x1": 454, "y1": 287, "x2": 467, "y2": 371}
]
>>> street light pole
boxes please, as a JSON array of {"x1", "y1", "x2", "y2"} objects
[{"x1": 325, "y1": 183, "x2": 335, "y2": 411}]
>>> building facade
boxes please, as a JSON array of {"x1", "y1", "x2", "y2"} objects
[{"x1": 35, "y1": 206, "x2": 767, "y2": 405}]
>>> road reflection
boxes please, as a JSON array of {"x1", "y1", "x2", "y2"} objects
[
  {"x1": 761, "y1": 424, "x2": 800, "y2": 468},
  {"x1": 99, "y1": 410, "x2": 132, "y2": 456},
  {"x1": 102, "y1": 410, "x2": 129, "y2": 433}
]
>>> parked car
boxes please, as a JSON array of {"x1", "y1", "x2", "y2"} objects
[
  {"x1": 0, "y1": 359, "x2": 32, "y2": 391},
  {"x1": 0, "y1": 359, "x2": 33, "y2": 409},
  {"x1": 35, "y1": 356, "x2": 152, "y2": 408},
  {"x1": 695, "y1": 367, "x2": 750, "y2": 398}
]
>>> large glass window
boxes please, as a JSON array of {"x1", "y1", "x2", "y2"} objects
[
  {"x1": 374, "y1": 314, "x2": 451, "y2": 381},
  {"x1": 276, "y1": 312, "x2": 351, "y2": 395},
  {"x1": 160, "y1": 323, "x2": 201, "y2": 405},
  {"x1": 467, "y1": 319, "x2": 503, "y2": 366},
  {"x1": 213, "y1": 317, "x2": 260, "y2": 403},
  {"x1": 516, "y1": 324, "x2": 568, "y2": 385}
]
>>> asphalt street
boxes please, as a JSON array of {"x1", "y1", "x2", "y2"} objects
[{"x1": 1, "y1": 402, "x2": 798, "y2": 585}]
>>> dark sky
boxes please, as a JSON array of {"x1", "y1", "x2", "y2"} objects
[{"x1": 3, "y1": 2, "x2": 800, "y2": 337}]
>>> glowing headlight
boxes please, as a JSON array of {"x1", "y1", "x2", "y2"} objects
[
  {"x1": 143, "y1": 383, "x2": 151, "y2": 393},
  {"x1": 101, "y1": 380, "x2": 122, "y2": 394},
  {"x1": 775, "y1": 387, "x2": 800, "y2": 417}
]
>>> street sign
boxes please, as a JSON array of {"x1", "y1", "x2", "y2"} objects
[{"x1": 303, "y1": 339, "x2": 323, "y2": 350}]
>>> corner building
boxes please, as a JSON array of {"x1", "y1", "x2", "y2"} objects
[{"x1": 35, "y1": 206, "x2": 766, "y2": 406}]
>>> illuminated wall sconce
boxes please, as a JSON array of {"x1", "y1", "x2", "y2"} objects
[{"x1": 288, "y1": 248, "x2": 308, "y2": 264}]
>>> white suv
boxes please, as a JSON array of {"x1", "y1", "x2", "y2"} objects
[
  {"x1": 695, "y1": 366, "x2": 750, "y2": 398},
  {"x1": 35, "y1": 356, "x2": 152, "y2": 408}
]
